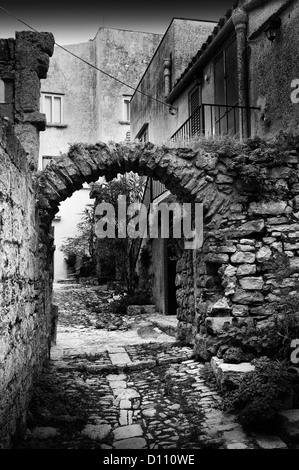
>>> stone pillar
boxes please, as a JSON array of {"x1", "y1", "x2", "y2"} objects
[
  {"x1": 232, "y1": 7, "x2": 249, "y2": 140},
  {"x1": 14, "y1": 31, "x2": 55, "y2": 170}
]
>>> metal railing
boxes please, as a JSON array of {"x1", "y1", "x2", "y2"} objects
[{"x1": 171, "y1": 103, "x2": 260, "y2": 142}]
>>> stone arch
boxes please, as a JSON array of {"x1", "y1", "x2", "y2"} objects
[
  {"x1": 37, "y1": 140, "x2": 238, "y2": 355},
  {"x1": 37, "y1": 141, "x2": 233, "y2": 225}
]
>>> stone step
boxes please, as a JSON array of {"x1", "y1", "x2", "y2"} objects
[
  {"x1": 210, "y1": 356, "x2": 255, "y2": 391},
  {"x1": 148, "y1": 314, "x2": 177, "y2": 337},
  {"x1": 252, "y1": 433, "x2": 288, "y2": 449},
  {"x1": 277, "y1": 409, "x2": 299, "y2": 444}
]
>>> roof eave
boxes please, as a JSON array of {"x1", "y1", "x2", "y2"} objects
[{"x1": 166, "y1": 17, "x2": 234, "y2": 104}]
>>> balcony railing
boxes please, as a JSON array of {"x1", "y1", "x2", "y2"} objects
[{"x1": 171, "y1": 103, "x2": 260, "y2": 142}]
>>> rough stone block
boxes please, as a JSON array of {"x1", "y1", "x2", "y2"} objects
[
  {"x1": 210, "y1": 298, "x2": 232, "y2": 315},
  {"x1": 232, "y1": 304, "x2": 249, "y2": 317},
  {"x1": 205, "y1": 253, "x2": 229, "y2": 264},
  {"x1": 253, "y1": 434, "x2": 288, "y2": 449},
  {"x1": 205, "y1": 317, "x2": 236, "y2": 334},
  {"x1": 236, "y1": 264, "x2": 257, "y2": 276},
  {"x1": 232, "y1": 289, "x2": 264, "y2": 305},
  {"x1": 256, "y1": 246, "x2": 272, "y2": 263},
  {"x1": 231, "y1": 252, "x2": 255, "y2": 264},
  {"x1": 239, "y1": 277, "x2": 263, "y2": 290},
  {"x1": 210, "y1": 356, "x2": 255, "y2": 391},
  {"x1": 249, "y1": 201, "x2": 287, "y2": 216}
]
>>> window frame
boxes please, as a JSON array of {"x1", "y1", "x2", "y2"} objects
[
  {"x1": 136, "y1": 123, "x2": 149, "y2": 143},
  {"x1": 41, "y1": 92, "x2": 65, "y2": 126},
  {"x1": 120, "y1": 94, "x2": 132, "y2": 123}
]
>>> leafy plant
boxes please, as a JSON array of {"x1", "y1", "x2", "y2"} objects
[
  {"x1": 91, "y1": 173, "x2": 145, "y2": 293},
  {"x1": 222, "y1": 357, "x2": 293, "y2": 430},
  {"x1": 60, "y1": 207, "x2": 96, "y2": 275}
]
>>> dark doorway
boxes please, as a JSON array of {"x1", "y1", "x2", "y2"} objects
[{"x1": 167, "y1": 256, "x2": 178, "y2": 315}]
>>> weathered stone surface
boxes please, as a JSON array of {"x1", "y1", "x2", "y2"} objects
[
  {"x1": 236, "y1": 244, "x2": 255, "y2": 252},
  {"x1": 237, "y1": 219, "x2": 265, "y2": 236},
  {"x1": 205, "y1": 253, "x2": 229, "y2": 264},
  {"x1": 277, "y1": 409, "x2": 299, "y2": 443},
  {"x1": 205, "y1": 317, "x2": 235, "y2": 334},
  {"x1": 210, "y1": 298, "x2": 232, "y2": 315},
  {"x1": 253, "y1": 434, "x2": 288, "y2": 449},
  {"x1": 232, "y1": 305, "x2": 249, "y2": 317},
  {"x1": 249, "y1": 201, "x2": 287, "y2": 216},
  {"x1": 210, "y1": 356, "x2": 255, "y2": 390},
  {"x1": 142, "y1": 408, "x2": 157, "y2": 418},
  {"x1": 224, "y1": 265, "x2": 237, "y2": 277},
  {"x1": 290, "y1": 258, "x2": 299, "y2": 270},
  {"x1": 232, "y1": 289, "x2": 264, "y2": 305},
  {"x1": 81, "y1": 424, "x2": 111, "y2": 441},
  {"x1": 278, "y1": 409, "x2": 299, "y2": 426},
  {"x1": 231, "y1": 252, "x2": 255, "y2": 264},
  {"x1": 113, "y1": 437, "x2": 147, "y2": 449},
  {"x1": 236, "y1": 264, "x2": 257, "y2": 276},
  {"x1": 115, "y1": 389, "x2": 140, "y2": 400},
  {"x1": 239, "y1": 239, "x2": 255, "y2": 246},
  {"x1": 239, "y1": 277, "x2": 263, "y2": 290},
  {"x1": 194, "y1": 334, "x2": 219, "y2": 361},
  {"x1": 256, "y1": 246, "x2": 272, "y2": 263},
  {"x1": 113, "y1": 424, "x2": 143, "y2": 441}
]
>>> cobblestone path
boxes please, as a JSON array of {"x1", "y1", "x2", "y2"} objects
[{"x1": 16, "y1": 283, "x2": 258, "y2": 450}]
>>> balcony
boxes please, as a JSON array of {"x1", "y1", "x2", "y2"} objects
[{"x1": 171, "y1": 103, "x2": 260, "y2": 142}]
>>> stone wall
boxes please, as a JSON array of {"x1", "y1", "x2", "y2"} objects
[
  {"x1": 0, "y1": 30, "x2": 54, "y2": 448},
  {"x1": 0, "y1": 117, "x2": 54, "y2": 447},
  {"x1": 175, "y1": 133, "x2": 299, "y2": 362}
]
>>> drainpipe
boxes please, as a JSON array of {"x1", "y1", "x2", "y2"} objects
[
  {"x1": 163, "y1": 58, "x2": 172, "y2": 98},
  {"x1": 232, "y1": 7, "x2": 249, "y2": 140}
]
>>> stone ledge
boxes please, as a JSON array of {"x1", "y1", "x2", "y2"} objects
[{"x1": 210, "y1": 356, "x2": 255, "y2": 390}]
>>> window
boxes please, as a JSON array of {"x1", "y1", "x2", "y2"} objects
[
  {"x1": 42, "y1": 155, "x2": 53, "y2": 169},
  {"x1": 136, "y1": 123, "x2": 149, "y2": 143},
  {"x1": 188, "y1": 86, "x2": 202, "y2": 137},
  {"x1": 122, "y1": 95, "x2": 131, "y2": 122},
  {"x1": 214, "y1": 36, "x2": 238, "y2": 135},
  {"x1": 41, "y1": 93, "x2": 64, "y2": 125},
  {"x1": 0, "y1": 79, "x2": 5, "y2": 103}
]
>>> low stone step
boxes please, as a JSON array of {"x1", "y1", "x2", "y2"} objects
[
  {"x1": 277, "y1": 409, "x2": 299, "y2": 444},
  {"x1": 252, "y1": 433, "x2": 288, "y2": 449},
  {"x1": 210, "y1": 356, "x2": 255, "y2": 391}
]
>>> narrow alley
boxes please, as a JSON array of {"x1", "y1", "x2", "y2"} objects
[{"x1": 15, "y1": 282, "x2": 258, "y2": 450}]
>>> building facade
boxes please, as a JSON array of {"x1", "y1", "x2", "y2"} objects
[
  {"x1": 132, "y1": 0, "x2": 299, "y2": 144},
  {"x1": 130, "y1": 18, "x2": 217, "y2": 314},
  {"x1": 130, "y1": 0, "x2": 299, "y2": 316},
  {"x1": 39, "y1": 27, "x2": 162, "y2": 280}
]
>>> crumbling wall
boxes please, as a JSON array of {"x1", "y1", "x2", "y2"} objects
[
  {"x1": 176, "y1": 134, "x2": 299, "y2": 363},
  {"x1": 0, "y1": 30, "x2": 54, "y2": 448},
  {"x1": 0, "y1": 118, "x2": 54, "y2": 447}
]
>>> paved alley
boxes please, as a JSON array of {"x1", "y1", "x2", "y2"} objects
[{"x1": 17, "y1": 283, "x2": 259, "y2": 450}]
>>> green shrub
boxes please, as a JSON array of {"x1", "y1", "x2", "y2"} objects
[{"x1": 222, "y1": 357, "x2": 293, "y2": 430}]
